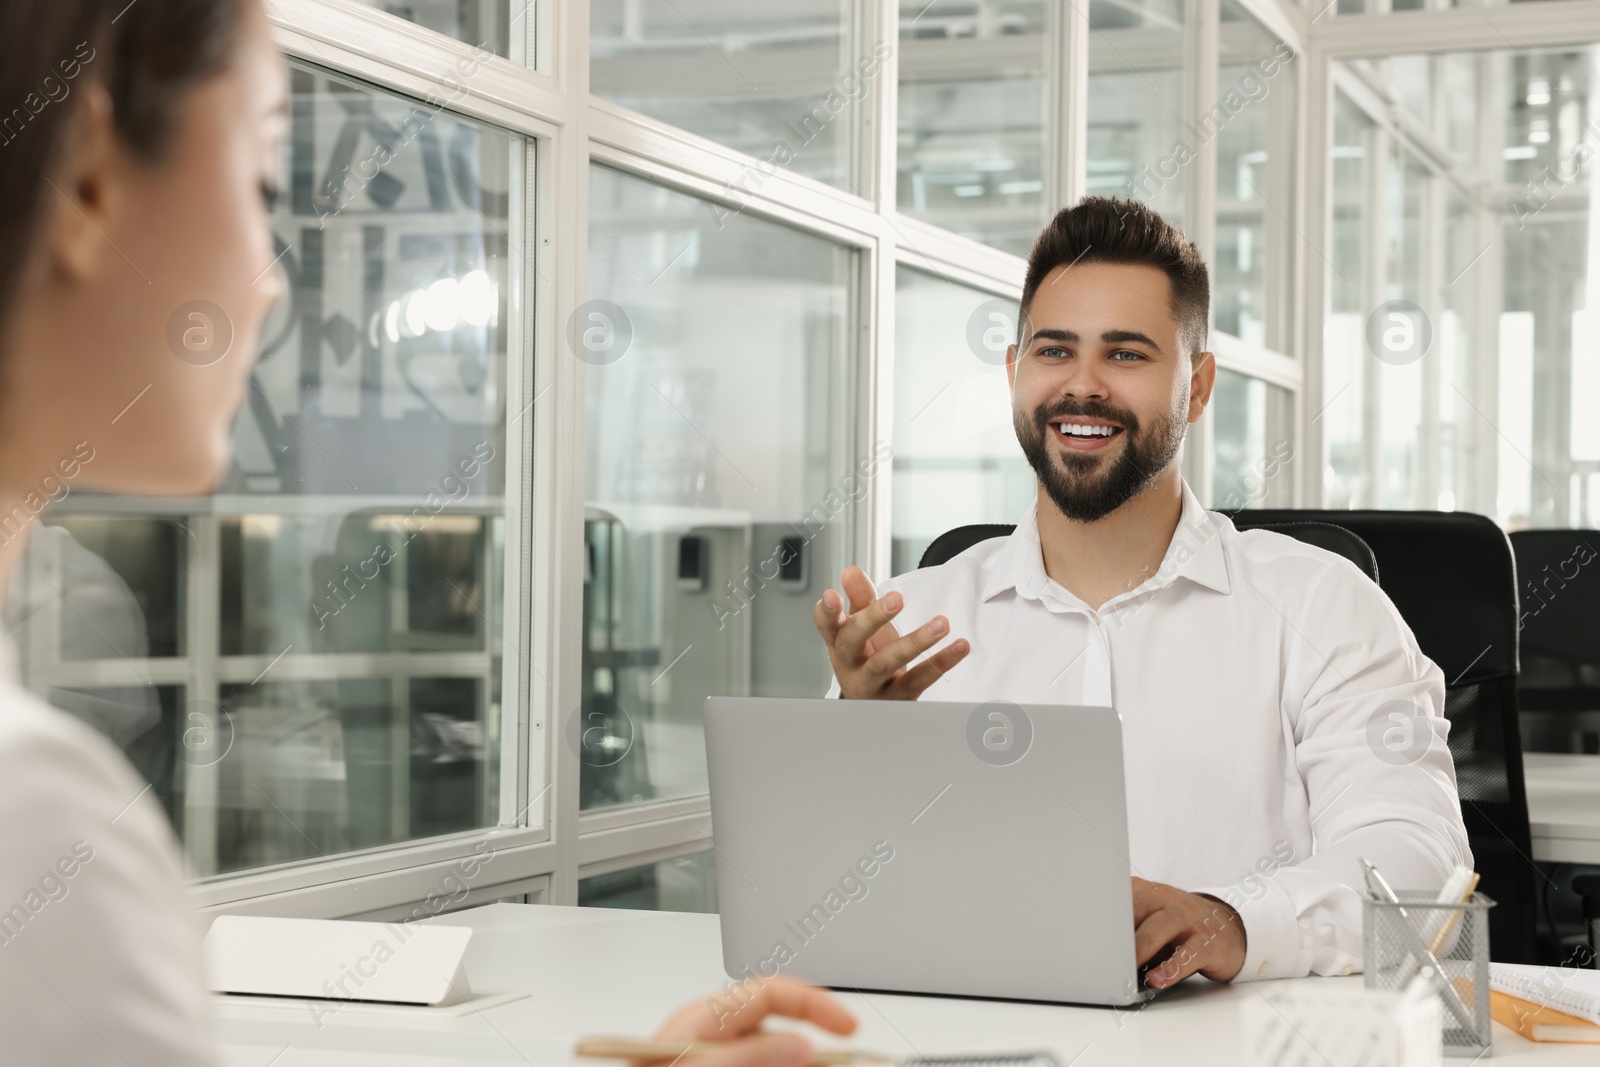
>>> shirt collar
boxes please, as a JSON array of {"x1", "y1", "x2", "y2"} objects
[{"x1": 979, "y1": 479, "x2": 1231, "y2": 603}]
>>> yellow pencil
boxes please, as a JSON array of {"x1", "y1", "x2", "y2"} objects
[{"x1": 1427, "y1": 871, "x2": 1481, "y2": 956}]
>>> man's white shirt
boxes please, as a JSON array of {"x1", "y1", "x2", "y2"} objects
[{"x1": 825, "y1": 480, "x2": 1472, "y2": 981}]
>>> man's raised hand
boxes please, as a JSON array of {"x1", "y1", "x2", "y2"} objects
[{"x1": 813, "y1": 566, "x2": 969, "y2": 700}]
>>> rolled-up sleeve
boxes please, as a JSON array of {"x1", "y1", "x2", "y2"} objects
[{"x1": 1196, "y1": 558, "x2": 1473, "y2": 981}]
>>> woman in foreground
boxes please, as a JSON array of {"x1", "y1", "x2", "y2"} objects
[{"x1": 0, "y1": 1, "x2": 853, "y2": 1062}]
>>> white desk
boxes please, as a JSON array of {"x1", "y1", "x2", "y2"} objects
[
  {"x1": 1525, "y1": 753, "x2": 1600, "y2": 864},
  {"x1": 214, "y1": 903, "x2": 1591, "y2": 1066}
]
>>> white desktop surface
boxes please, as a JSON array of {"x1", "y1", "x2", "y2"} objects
[
  {"x1": 1524, "y1": 752, "x2": 1600, "y2": 864},
  {"x1": 214, "y1": 902, "x2": 1593, "y2": 1066}
]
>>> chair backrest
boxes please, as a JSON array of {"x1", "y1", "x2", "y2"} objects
[
  {"x1": 1234, "y1": 508, "x2": 1536, "y2": 962},
  {"x1": 1508, "y1": 529, "x2": 1600, "y2": 712},
  {"x1": 918, "y1": 524, "x2": 1017, "y2": 570}
]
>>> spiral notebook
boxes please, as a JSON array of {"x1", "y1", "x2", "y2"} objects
[{"x1": 1489, "y1": 963, "x2": 1600, "y2": 1028}]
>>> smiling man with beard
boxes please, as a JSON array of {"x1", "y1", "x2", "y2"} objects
[{"x1": 814, "y1": 197, "x2": 1470, "y2": 991}]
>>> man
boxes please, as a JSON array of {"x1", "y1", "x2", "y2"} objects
[{"x1": 813, "y1": 197, "x2": 1470, "y2": 990}]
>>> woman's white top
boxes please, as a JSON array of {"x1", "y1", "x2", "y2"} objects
[{"x1": 0, "y1": 628, "x2": 219, "y2": 1065}]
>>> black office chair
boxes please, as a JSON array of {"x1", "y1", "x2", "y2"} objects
[
  {"x1": 1508, "y1": 531, "x2": 1600, "y2": 962},
  {"x1": 1235, "y1": 509, "x2": 1537, "y2": 963},
  {"x1": 918, "y1": 524, "x2": 1016, "y2": 570},
  {"x1": 1509, "y1": 530, "x2": 1600, "y2": 752},
  {"x1": 918, "y1": 520, "x2": 1379, "y2": 580}
]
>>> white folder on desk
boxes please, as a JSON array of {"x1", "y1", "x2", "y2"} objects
[{"x1": 204, "y1": 915, "x2": 473, "y2": 1006}]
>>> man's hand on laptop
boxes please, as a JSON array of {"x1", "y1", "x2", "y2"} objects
[
  {"x1": 815, "y1": 566, "x2": 970, "y2": 699},
  {"x1": 1131, "y1": 877, "x2": 1246, "y2": 990},
  {"x1": 648, "y1": 976, "x2": 858, "y2": 1067}
]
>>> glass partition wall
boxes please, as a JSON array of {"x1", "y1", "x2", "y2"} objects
[
  {"x1": 16, "y1": 0, "x2": 1593, "y2": 919},
  {"x1": 1314, "y1": 23, "x2": 1600, "y2": 529}
]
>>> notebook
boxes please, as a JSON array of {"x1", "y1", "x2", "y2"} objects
[
  {"x1": 1489, "y1": 990, "x2": 1600, "y2": 1044},
  {"x1": 1489, "y1": 963, "x2": 1600, "y2": 1028}
]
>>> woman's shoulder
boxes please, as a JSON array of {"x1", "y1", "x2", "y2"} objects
[
  {"x1": 0, "y1": 673, "x2": 189, "y2": 912},
  {"x1": 0, "y1": 675, "x2": 153, "y2": 819},
  {"x1": 0, "y1": 677, "x2": 220, "y2": 1065}
]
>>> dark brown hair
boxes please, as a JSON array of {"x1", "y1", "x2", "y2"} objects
[
  {"x1": 1020, "y1": 196, "x2": 1210, "y2": 358},
  {"x1": 0, "y1": 0, "x2": 251, "y2": 334}
]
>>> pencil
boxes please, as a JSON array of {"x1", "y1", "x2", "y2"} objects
[
  {"x1": 575, "y1": 1038, "x2": 896, "y2": 1066},
  {"x1": 1427, "y1": 871, "x2": 1480, "y2": 956}
]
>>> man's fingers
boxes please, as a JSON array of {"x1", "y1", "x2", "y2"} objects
[
  {"x1": 1126, "y1": 882, "x2": 1247, "y2": 988},
  {"x1": 863, "y1": 616, "x2": 952, "y2": 681},
  {"x1": 889, "y1": 637, "x2": 970, "y2": 698},
  {"x1": 839, "y1": 566, "x2": 877, "y2": 614},
  {"x1": 834, "y1": 592, "x2": 905, "y2": 667},
  {"x1": 1146, "y1": 935, "x2": 1206, "y2": 989},
  {"x1": 813, "y1": 591, "x2": 847, "y2": 645},
  {"x1": 1133, "y1": 908, "x2": 1191, "y2": 968},
  {"x1": 1130, "y1": 877, "x2": 1167, "y2": 924}
]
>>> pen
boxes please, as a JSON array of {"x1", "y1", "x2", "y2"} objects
[{"x1": 575, "y1": 1038, "x2": 896, "y2": 1066}]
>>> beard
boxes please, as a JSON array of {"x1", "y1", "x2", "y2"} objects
[{"x1": 1013, "y1": 396, "x2": 1187, "y2": 523}]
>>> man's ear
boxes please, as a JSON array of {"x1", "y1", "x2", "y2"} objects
[
  {"x1": 43, "y1": 82, "x2": 128, "y2": 284},
  {"x1": 1187, "y1": 350, "x2": 1217, "y2": 425},
  {"x1": 1004, "y1": 343, "x2": 1018, "y2": 390}
]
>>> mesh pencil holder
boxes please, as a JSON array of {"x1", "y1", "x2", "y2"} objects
[{"x1": 1363, "y1": 891, "x2": 1494, "y2": 1057}]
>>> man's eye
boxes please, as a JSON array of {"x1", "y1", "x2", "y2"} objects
[
  {"x1": 1111, "y1": 349, "x2": 1146, "y2": 361},
  {"x1": 1038, "y1": 346, "x2": 1069, "y2": 359}
]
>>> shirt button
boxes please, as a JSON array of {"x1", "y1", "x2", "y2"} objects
[
  {"x1": 1340, "y1": 965, "x2": 1354, "y2": 976},
  {"x1": 1257, "y1": 961, "x2": 1271, "y2": 977}
]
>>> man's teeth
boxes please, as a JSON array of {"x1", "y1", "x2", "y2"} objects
[{"x1": 1057, "y1": 423, "x2": 1116, "y2": 437}]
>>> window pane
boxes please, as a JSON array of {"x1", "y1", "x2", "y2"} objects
[
  {"x1": 350, "y1": 1, "x2": 514, "y2": 59},
  {"x1": 1327, "y1": 45, "x2": 1600, "y2": 529},
  {"x1": 1439, "y1": 190, "x2": 1475, "y2": 514},
  {"x1": 590, "y1": 2, "x2": 865, "y2": 191},
  {"x1": 213, "y1": 677, "x2": 492, "y2": 874},
  {"x1": 1377, "y1": 151, "x2": 1426, "y2": 509},
  {"x1": 897, "y1": 1, "x2": 1051, "y2": 256},
  {"x1": 1323, "y1": 90, "x2": 1375, "y2": 509},
  {"x1": 1211, "y1": 368, "x2": 1294, "y2": 509},
  {"x1": 19, "y1": 515, "x2": 186, "y2": 660},
  {"x1": 892, "y1": 268, "x2": 1033, "y2": 573},
  {"x1": 579, "y1": 850, "x2": 718, "y2": 913},
  {"x1": 1214, "y1": 0, "x2": 1295, "y2": 351},
  {"x1": 583, "y1": 165, "x2": 856, "y2": 811},
  {"x1": 1088, "y1": 0, "x2": 1186, "y2": 227},
  {"x1": 2, "y1": 64, "x2": 519, "y2": 877},
  {"x1": 1495, "y1": 46, "x2": 1597, "y2": 528}
]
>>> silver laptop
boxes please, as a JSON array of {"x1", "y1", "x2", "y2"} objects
[{"x1": 703, "y1": 696, "x2": 1149, "y2": 1007}]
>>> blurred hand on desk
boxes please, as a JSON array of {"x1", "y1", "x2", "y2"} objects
[{"x1": 649, "y1": 976, "x2": 858, "y2": 1067}]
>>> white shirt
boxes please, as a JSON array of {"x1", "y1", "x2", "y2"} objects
[
  {"x1": 0, "y1": 627, "x2": 220, "y2": 1065},
  {"x1": 826, "y1": 480, "x2": 1472, "y2": 981}
]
